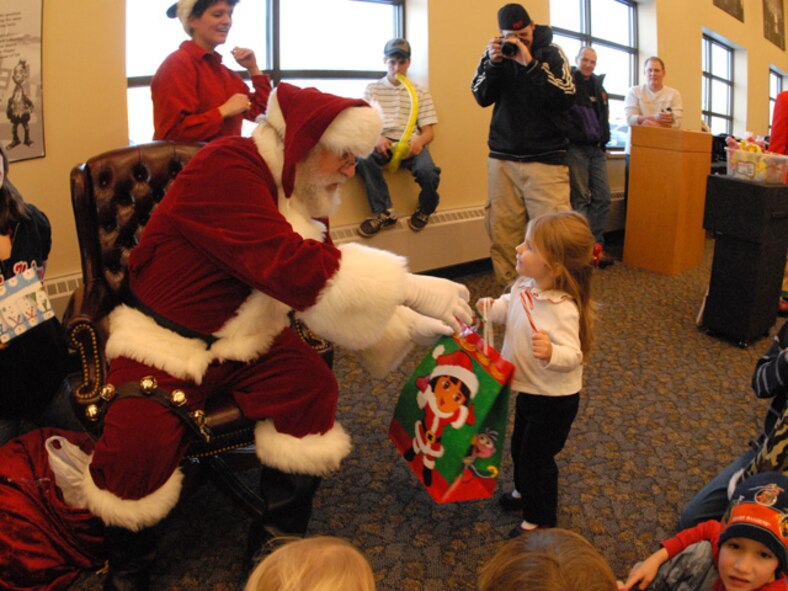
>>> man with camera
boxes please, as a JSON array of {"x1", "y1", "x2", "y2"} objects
[{"x1": 471, "y1": 3, "x2": 576, "y2": 285}]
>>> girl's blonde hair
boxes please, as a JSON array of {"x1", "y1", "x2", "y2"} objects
[
  {"x1": 527, "y1": 211, "x2": 596, "y2": 359},
  {"x1": 478, "y1": 528, "x2": 617, "y2": 591},
  {"x1": 244, "y1": 536, "x2": 376, "y2": 591}
]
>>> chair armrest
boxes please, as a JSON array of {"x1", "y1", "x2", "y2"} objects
[{"x1": 63, "y1": 283, "x2": 110, "y2": 433}]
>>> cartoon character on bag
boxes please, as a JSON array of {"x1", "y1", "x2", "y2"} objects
[
  {"x1": 463, "y1": 428, "x2": 500, "y2": 479},
  {"x1": 403, "y1": 346, "x2": 479, "y2": 486}
]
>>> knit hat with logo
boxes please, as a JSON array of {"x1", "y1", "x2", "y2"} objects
[{"x1": 719, "y1": 471, "x2": 788, "y2": 573}]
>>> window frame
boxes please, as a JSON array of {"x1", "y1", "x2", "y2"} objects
[
  {"x1": 769, "y1": 67, "x2": 784, "y2": 132},
  {"x1": 550, "y1": 0, "x2": 639, "y2": 151},
  {"x1": 128, "y1": 0, "x2": 403, "y2": 89},
  {"x1": 701, "y1": 34, "x2": 734, "y2": 136}
]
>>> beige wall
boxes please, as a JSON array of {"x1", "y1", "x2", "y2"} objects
[
  {"x1": 13, "y1": 0, "x2": 788, "y2": 280},
  {"x1": 12, "y1": 1, "x2": 127, "y2": 280}
]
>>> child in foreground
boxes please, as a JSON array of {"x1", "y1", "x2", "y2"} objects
[
  {"x1": 478, "y1": 527, "x2": 618, "y2": 591},
  {"x1": 624, "y1": 471, "x2": 788, "y2": 591},
  {"x1": 476, "y1": 211, "x2": 596, "y2": 535},
  {"x1": 244, "y1": 536, "x2": 376, "y2": 591}
]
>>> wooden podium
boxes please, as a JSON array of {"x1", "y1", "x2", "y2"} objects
[{"x1": 623, "y1": 126, "x2": 712, "y2": 275}]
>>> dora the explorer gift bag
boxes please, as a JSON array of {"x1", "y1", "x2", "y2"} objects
[{"x1": 389, "y1": 328, "x2": 513, "y2": 503}]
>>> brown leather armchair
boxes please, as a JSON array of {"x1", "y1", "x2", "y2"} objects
[{"x1": 62, "y1": 141, "x2": 331, "y2": 540}]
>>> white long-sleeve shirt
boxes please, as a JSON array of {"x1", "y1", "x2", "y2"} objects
[
  {"x1": 624, "y1": 84, "x2": 684, "y2": 153},
  {"x1": 486, "y1": 277, "x2": 583, "y2": 396}
]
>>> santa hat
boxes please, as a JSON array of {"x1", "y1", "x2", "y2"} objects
[
  {"x1": 720, "y1": 471, "x2": 788, "y2": 573},
  {"x1": 430, "y1": 346, "x2": 480, "y2": 399},
  {"x1": 264, "y1": 83, "x2": 381, "y2": 197},
  {"x1": 166, "y1": 0, "x2": 199, "y2": 34}
]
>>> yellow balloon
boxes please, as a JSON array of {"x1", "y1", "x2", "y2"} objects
[{"x1": 387, "y1": 73, "x2": 419, "y2": 173}]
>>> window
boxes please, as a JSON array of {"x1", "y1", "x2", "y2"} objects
[
  {"x1": 769, "y1": 67, "x2": 784, "y2": 132},
  {"x1": 549, "y1": 0, "x2": 638, "y2": 149},
  {"x1": 701, "y1": 35, "x2": 734, "y2": 135},
  {"x1": 126, "y1": 0, "x2": 403, "y2": 144}
]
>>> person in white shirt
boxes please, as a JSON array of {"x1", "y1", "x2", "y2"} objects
[
  {"x1": 476, "y1": 211, "x2": 596, "y2": 536},
  {"x1": 624, "y1": 56, "x2": 683, "y2": 154},
  {"x1": 355, "y1": 38, "x2": 441, "y2": 237}
]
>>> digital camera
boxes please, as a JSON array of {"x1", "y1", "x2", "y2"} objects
[{"x1": 501, "y1": 40, "x2": 519, "y2": 57}]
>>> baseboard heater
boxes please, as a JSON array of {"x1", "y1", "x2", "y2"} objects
[{"x1": 329, "y1": 206, "x2": 491, "y2": 273}]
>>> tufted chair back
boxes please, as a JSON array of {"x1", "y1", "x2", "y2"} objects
[{"x1": 71, "y1": 141, "x2": 201, "y2": 315}]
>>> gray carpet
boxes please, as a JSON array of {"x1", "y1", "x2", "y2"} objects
[{"x1": 69, "y1": 237, "x2": 785, "y2": 590}]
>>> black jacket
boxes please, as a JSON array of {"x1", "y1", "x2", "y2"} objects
[
  {"x1": 471, "y1": 25, "x2": 575, "y2": 164},
  {"x1": 564, "y1": 67, "x2": 610, "y2": 148},
  {"x1": 0, "y1": 203, "x2": 67, "y2": 419}
]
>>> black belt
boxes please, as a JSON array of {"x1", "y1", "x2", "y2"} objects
[
  {"x1": 125, "y1": 290, "x2": 217, "y2": 348},
  {"x1": 95, "y1": 379, "x2": 212, "y2": 443}
]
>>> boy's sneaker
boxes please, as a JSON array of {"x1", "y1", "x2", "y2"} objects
[
  {"x1": 408, "y1": 210, "x2": 430, "y2": 232},
  {"x1": 358, "y1": 211, "x2": 397, "y2": 237}
]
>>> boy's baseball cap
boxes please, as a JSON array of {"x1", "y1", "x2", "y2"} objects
[
  {"x1": 384, "y1": 38, "x2": 411, "y2": 59},
  {"x1": 497, "y1": 4, "x2": 532, "y2": 31},
  {"x1": 719, "y1": 471, "x2": 788, "y2": 573}
]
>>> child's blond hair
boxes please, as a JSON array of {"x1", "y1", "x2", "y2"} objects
[
  {"x1": 244, "y1": 536, "x2": 376, "y2": 591},
  {"x1": 527, "y1": 211, "x2": 596, "y2": 359},
  {"x1": 478, "y1": 528, "x2": 617, "y2": 591}
]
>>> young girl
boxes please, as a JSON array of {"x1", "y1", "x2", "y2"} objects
[
  {"x1": 0, "y1": 146, "x2": 69, "y2": 446},
  {"x1": 478, "y1": 528, "x2": 618, "y2": 591},
  {"x1": 245, "y1": 536, "x2": 376, "y2": 591},
  {"x1": 476, "y1": 210, "x2": 595, "y2": 535}
]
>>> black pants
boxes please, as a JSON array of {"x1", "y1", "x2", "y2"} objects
[{"x1": 511, "y1": 392, "x2": 579, "y2": 526}]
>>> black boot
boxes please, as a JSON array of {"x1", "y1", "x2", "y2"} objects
[
  {"x1": 102, "y1": 526, "x2": 157, "y2": 591},
  {"x1": 245, "y1": 467, "x2": 321, "y2": 569}
]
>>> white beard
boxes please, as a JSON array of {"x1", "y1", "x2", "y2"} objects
[{"x1": 292, "y1": 155, "x2": 344, "y2": 218}]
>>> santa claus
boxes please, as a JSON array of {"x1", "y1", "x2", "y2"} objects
[{"x1": 47, "y1": 82, "x2": 471, "y2": 590}]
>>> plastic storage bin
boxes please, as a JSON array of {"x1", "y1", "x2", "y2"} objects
[{"x1": 726, "y1": 147, "x2": 788, "y2": 184}]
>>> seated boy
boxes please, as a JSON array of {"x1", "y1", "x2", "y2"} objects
[
  {"x1": 624, "y1": 471, "x2": 788, "y2": 591},
  {"x1": 356, "y1": 38, "x2": 441, "y2": 237}
]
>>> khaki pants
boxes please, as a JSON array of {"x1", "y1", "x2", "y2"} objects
[{"x1": 486, "y1": 158, "x2": 570, "y2": 285}]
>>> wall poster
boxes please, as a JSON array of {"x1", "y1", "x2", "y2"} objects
[
  {"x1": 713, "y1": 0, "x2": 744, "y2": 22},
  {"x1": 0, "y1": 0, "x2": 43, "y2": 162},
  {"x1": 764, "y1": 0, "x2": 786, "y2": 50}
]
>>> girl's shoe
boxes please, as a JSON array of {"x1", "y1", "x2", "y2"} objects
[
  {"x1": 507, "y1": 520, "x2": 542, "y2": 538},
  {"x1": 498, "y1": 491, "x2": 523, "y2": 511}
]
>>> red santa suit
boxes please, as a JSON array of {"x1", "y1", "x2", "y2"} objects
[
  {"x1": 48, "y1": 83, "x2": 471, "y2": 534},
  {"x1": 411, "y1": 347, "x2": 479, "y2": 470}
]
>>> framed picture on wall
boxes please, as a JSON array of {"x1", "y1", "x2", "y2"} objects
[
  {"x1": 713, "y1": 0, "x2": 744, "y2": 22},
  {"x1": 0, "y1": 0, "x2": 44, "y2": 163},
  {"x1": 764, "y1": 0, "x2": 786, "y2": 50}
]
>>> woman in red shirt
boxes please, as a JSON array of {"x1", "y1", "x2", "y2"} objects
[{"x1": 152, "y1": 0, "x2": 271, "y2": 141}]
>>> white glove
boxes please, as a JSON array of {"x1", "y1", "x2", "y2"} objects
[
  {"x1": 403, "y1": 274, "x2": 472, "y2": 333},
  {"x1": 410, "y1": 314, "x2": 454, "y2": 347}
]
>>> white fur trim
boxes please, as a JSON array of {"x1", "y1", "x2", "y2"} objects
[
  {"x1": 47, "y1": 435, "x2": 183, "y2": 530},
  {"x1": 297, "y1": 242, "x2": 408, "y2": 350},
  {"x1": 175, "y1": 0, "x2": 199, "y2": 34},
  {"x1": 264, "y1": 89, "x2": 285, "y2": 140},
  {"x1": 254, "y1": 420, "x2": 352, "y2": 476},
  {"x1": 106, "y1": 305, "x2": 214, "y2": 384},
  {"x1": 320, "y1": 103, "x2": 382, "y2": 158},
  {"x1": 107, "y1": 295, "x2": 292, "y2": 383},
  {"x1": 252, "y1": 121, "x2": 283, "y2": 188},
  {"x1": 278, "y1": 193, "x2": 328, "y2": 242},
  {"x1": 357, "y1": 306, "x2": 417, "y2": 377},
  {"x1": 82, "y1": 467, "x2": 184, "y2": 531},
  {"x1": 211, "y1": 291, "x2": 291, "y2": 361}
]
